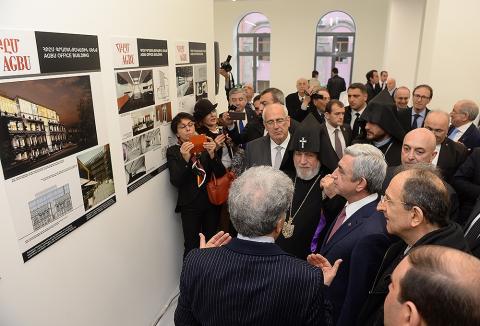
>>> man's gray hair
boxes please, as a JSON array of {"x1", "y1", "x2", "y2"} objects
[
  {"x1": 228, "y1": 166, "x2": 294, "y2": 237},
  {"x1": 229, "y1": 87, "x2": 246, "y2": 99},
  {"x1": 262, "y1": 103, "x2": 289, "y2": 121},
  {"x1": 458, "y1": 100, "x2": 479, "y2": 121},
  {"x1": 344, "y1": 144, "x2": 387, "y2": 194},
  {"x1": 260, "y1": 87, "x2": 285, "y2": 105}
]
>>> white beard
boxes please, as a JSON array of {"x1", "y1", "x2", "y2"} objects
[{"x1": 295, "y1": 164, "x2": 320, "y2": 181}]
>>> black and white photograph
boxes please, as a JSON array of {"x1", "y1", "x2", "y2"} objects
[
  {"x1": 142, "y1": 128, "x2": 162, "y2": 153},
  {"x1": 155, "y1": 67, "x2": 170, "y2": 103},
  {"x1": 122, "y1": 136, "x2": 142, "y2": 162},
  {"x1": 176, "y1": 65, "x2": 194, "y2": 97},
  {"x1": 0, "y1": 75, "x2": 99, "y2": 180},
  {"x1": 28, "y1": 184, "x2": 73, "y2": 232},
  {"x1": 131, "y1": 108, "x2": 155, "y2": 136},
  {"x1": 124, "y1": 156, "x2": 146, "y2": 185},
  {"x1": 116, "y1": 69, "x2": 155, "y2": 114},
  {"x1": 77, "y1": 144, "x2": 115, "y2": 211}
]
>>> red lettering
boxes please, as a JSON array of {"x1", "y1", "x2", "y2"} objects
[
  {"x1": 3, "y1": 56, "x2": 31, "y2": 72},
  {"x1": 115, "y1": 43, "x2": 130, "y2": 53},
  {"x1": 122, "y1": 54, "x2": 134, "y2": 64},
  {"x1": 0, "y1": 38, "x2": 20, "y2": 54}
]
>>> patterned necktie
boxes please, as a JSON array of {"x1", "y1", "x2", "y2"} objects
[
  {"x1": 191, "y1": 155, "x2": 206, "y2": 187},
  {"x1": 327, "y1": 207, "x2": 347, "y2": 242},
  {"x1": 334, "y1": 129, "x2": 343, "y2": 158},
  {"x1": 273, "y1": 145, "x2": 283, "y2": 169}
]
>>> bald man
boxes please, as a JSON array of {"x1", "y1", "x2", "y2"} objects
[
  {"x1": 394, "y1": 86, "x2": 410, "y2": 111},
  {"x1": 384, "y1": 245, "x2": 480, "y2": 326},
  {"x1": 381, "y1": 128, "x2": 460, "y2": 220},
  {"x1": 448, "y1": 99, "x2": 480, "y2": 151},
  {"x1": 424, "y1": 111, "x2": 468, "y2": 183},
  {"x1": 386, "y1": 78, "x2": 396, "y2": 96},
  {"x1": 285, "y1": 78, "x2": 309, "y2": 120}
]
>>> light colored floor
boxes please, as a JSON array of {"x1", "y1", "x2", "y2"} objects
[{"x1": 155, "y1": 294, "x2": 178, "y2": 326}]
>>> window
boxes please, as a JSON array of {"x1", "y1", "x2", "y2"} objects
[
  {"x1": 315, "y1": 11, "x2": 356, "y2": 86},
  {"x1": 237, "y1": 12, "x2": 271, "y2": 92}
]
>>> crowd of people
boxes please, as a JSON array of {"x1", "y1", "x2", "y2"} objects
[{"x1": 167, "y1": 67, "x2": 480, "y2": 325}]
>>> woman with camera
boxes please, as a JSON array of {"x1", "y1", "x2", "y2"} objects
[{"x1": 166, "y1": 110, "x2": 226, "y2": 258}]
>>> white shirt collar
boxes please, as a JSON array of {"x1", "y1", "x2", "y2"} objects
[
  {"x1": 237, "y1": 234, "x2": 275, "y2": 243},
  {"x1": 344, "y1": 193, "x2": 378, "y2": 222},
  {"x1": 457, "y1": 121, "x2": 473, "y2": 134},
  {"x1": 353, "y1": 104, "x2": 367, "y2": 116},
  {"x1": 270, "y1": 133, "x2": 291, "y2": 150},
  {"x1": 325, "y1": 121, "x2": 339, "y2": 134},
  {"x1": 432, "y1": 143, "x2": 441, "y2": 166}
]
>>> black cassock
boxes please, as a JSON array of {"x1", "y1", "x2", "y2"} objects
[{"x1": 276, "y1": 170, "x2": 345, "y2": 260}]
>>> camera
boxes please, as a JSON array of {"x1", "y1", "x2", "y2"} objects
[{"x1": 220, "y1": 55, "x2": 232, "y2": 72}]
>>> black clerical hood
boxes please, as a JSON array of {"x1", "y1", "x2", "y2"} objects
[
  {"x1": 361, "y1": 90, "x2": 405, "y2": 142},
  {"x1": 288, "y1": 113, "x2": 321, "y2": 153}
]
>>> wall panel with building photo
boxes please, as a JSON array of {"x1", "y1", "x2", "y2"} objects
[
  {"x1": 112, "y1": 37, "x2": 172, "y2": 194},
  {"x1": 175, "y1": 41, "x2": 208, "y2": 113},
  {"x1": 0, "y1": 29, "x2": 116, "y2": 262}
]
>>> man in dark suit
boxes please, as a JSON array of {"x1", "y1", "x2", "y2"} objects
[
  {"x1": 175, "y1": 166, "x2": 330, "y2": 326},
  {"x1": 365, "y1": 69, "x2": 381, "y2": 102},
  {"x1": 344, "y1": 83, "x2": 368, "y2": 139},
  {"x1": 453, "y1": 148, "x2": 480, "y2": 224},
  {"x1": 327, "y1": 67, "x2": 346, "y2": 100},
  {"x1": 245, "y1": 103, "x2": 295, "y2": 174},
  {"x1": 448, "y1": 99, "x2": 480, "y2": 151},
  {"x1": 357, "y1": 166, "x2": 468, "y2": 326},
  {"x1": 393, "y1": 86, "x2": 411, "y2": 111},
  {"x1": 319, "y1": 99, "x2": 352, "y2": 173},
  {"x1": 396, "y1": 84, "x2": 432, "y2": 132},
  {"x1": 383, "y1": 246, "x2": 480, "y2": 326},
  {"x1": 424, "y1": 111, "x2": 468, "y2": 183},
  {"x1": 308, "y1": 143, "x2": 391, "y2": 326},
  {"x1": 464, "y1": 195, "x2": 480, "y2": 258},
  {"x1": 285, "y1": 78, "x2": 308, "y2": 119}
]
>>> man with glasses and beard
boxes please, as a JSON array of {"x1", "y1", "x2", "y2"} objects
[{"x1": 276, "y1": 114, "x2": 345, "y2": 260}]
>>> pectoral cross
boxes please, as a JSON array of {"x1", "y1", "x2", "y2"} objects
[{"x1": 299, "y1": 137, "x2": 307, "y2": 149}]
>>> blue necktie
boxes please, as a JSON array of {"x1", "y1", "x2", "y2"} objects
[
  {"x1": 239, "y1": 120, "x2": 245, "y2": 133},
  {"x1": 448, "y1": 128, "x2": 459, "y2": 140}
]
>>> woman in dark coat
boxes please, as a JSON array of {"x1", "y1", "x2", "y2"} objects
[{"x1": 167, "y1": 111, "x2": 225, "y2": 257}]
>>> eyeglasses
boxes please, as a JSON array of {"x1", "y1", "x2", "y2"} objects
[
  {"x1": 178, "y1": 122, "x2": 194, "y2": 129},
  {"x1": 265, "y1": 118, "x2": 287, "y2": 127},
  {"x1": 413, "y1": 94, "x2": 431, "y2": 101},
  {"x1": 380, "y1": 194, "x2": 408, "y2": 206}
]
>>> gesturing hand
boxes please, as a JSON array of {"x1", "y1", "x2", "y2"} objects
[
  {"x1": 199, "y1": 231, "x2": 232, "y2": 249},
  {"x1": 307, "y1": 253, "x2": 343, "y2": 286},
  {"x1": 203, "y1": 136, "x2": 217, "y2": 159}
]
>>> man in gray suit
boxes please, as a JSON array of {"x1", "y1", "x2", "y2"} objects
[
  {"x1": 245, "y1": 103, "x2": 295, "y2": 173},
  {"x1": 174, "y1": 166, "x2": 330, "y2": 326}
]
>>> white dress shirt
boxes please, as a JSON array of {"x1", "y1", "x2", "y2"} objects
[
  {"x1": 350, "y1": 105, "x2": 366, "y2": 130},
  {"x1": 451, "y1": 121, "x2": 474, "y2": 142},
  {"x1": 325, "y1": 121, "x2": 346, "y2": 153},
  {"x1": 432, "y1": 143, "x2": 441, "y2": 166},
  {"x1": 343, "y1": 193, "x2": 378, "y2": 224},
  {"x1": 270, "y1": 133, "x2": 291, "y2": 167}
]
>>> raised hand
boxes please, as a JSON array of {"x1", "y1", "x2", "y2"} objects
[
  {"x1": 307, "y1": 253, "x2": 343, "y2": 286},
  {"x1": 180, "y1": 141, "x2": 194, "y2": 162},
  {"x1": 199, "y1": 231, "x2": 232, "y2": 249}
]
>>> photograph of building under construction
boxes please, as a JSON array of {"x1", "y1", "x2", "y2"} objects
[{"x1": 77, "y1": 144, "x2": 115, "y2": 211}]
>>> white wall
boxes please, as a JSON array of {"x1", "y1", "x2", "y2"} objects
[
  {"x1": 416, "y1": 0, "x2": 480, "y2": 112},
  {"x1": 214, "y1": 0, "x2": 391, "y2": 109},
  {"x1": 0, "y1": 1, "x2": 214, "y2": 325}
]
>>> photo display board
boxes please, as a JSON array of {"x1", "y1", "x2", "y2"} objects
[
  {"x1": 112, "y1": 37, "x2": 173, "y2": 194},
  {"x1": 0, "y1": 30, "x2": 116, "y2": 262}
]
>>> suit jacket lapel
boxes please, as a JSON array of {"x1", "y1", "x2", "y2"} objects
[{"x1": 465, "y1": 197, "x2": 480, "y2": 231}]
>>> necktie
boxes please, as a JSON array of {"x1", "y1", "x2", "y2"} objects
[
  {"x1": 411, "y1": 113, "x2": 420, "y2": 129},
  {"x1": 334, "y1": 129, "x2": 343, "y2": 158},
  {"x1": 273, "y1": 145, "x2": 283, "y2": 169},
  {"x1": 238, "y1": 119, "x2": 245, "y2": 133},
  {"x1": 310, "y1": 211, "x2": 327, "y2": 252},
  {"x1": 465, "y1": 218, "x2": 480, "y2": 248},
  {"x1": 327, "y1": 207, "x2": 347, "y2": 242},
  {"x1": 352, "y1": 112, "x2": 360, "y2": 136},
  {"x1": 448, "y1": 127, "x2": 459, "y2": 140}
]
